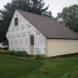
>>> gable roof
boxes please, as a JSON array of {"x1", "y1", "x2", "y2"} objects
[{"x1": 16, "y1": 9, "x2": 78, "y2": 40}]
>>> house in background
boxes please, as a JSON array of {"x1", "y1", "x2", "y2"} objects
[{"x1": 6, "y1": 9, "x2": 78, "y2": 57}]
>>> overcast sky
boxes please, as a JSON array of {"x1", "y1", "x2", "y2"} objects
[{"x1": 0, "y1": 0, "x2": 78, "y2": 17}]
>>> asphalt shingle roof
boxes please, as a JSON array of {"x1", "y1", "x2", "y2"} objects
[{"x1": 17, "y1": 9, "x2": 78, "y2": 40}]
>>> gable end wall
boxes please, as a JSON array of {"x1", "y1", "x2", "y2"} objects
[{"x1": 6, "y1": 11, "x2": 46, "y2": 55}]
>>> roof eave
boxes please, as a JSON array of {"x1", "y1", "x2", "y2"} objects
[{"x1": 47, "y1": 38, "x2": 78, "y2": 40}]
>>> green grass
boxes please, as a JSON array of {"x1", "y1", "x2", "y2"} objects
[{"x1": 0, "y1": 54, "x2": 78, "y2": 78}]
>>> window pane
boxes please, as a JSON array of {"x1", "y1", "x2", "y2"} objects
[
  {"x1": 15, "y1": 18, "x2": 18, "y2": 21},
  {"x1": 31, "y1": 39, "x2": 34, "y2": 42},
  {"x1": 31, "y1": 37, "x2": 34, "y2": 40},
  {"x1": 30, "y1": 36, "x2": 34, "y2": 45},
  {"x1": 15, "y1": 22, "x2": 18, "y2": 26},
  {"x1": 15, "y1": 18, "x2": 18, "y2": 26},
  {"x1": 31, "y1": 42, "x2": 34, "y2": 45}
]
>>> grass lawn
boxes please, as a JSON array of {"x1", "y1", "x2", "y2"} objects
[{"x1": 0, "y1": 54, "x2": 78, "y2": 78}]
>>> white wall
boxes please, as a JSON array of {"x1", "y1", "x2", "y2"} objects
[{"x1": 6, "y1": 11, "x2": 46, "y2": 55}]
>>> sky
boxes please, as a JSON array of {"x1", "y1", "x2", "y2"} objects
[{"x1": 0, "y1": 0, "x2": 78, "y2": 17}]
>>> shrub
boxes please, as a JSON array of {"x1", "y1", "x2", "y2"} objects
[
  {"x1": 33, "y1": 54, "x2": 46, "y2": 60},
  {"x1": 15, "y1": 50, "x2": 28, "y2": 57},
  {"x1": 6, "y1": 50, "x2": 11, "y2": 55},
  {"x1": 0, "y1": 50, "x2": 6, "y2": 54},
  {"x1": 0, "y1": 49, "x2": 28, "y2": 57},
  {"x1": 4, "y1": 50, "x2": 8, "y2": 55},
  {"x1": 0, "y1": 50, "x2": 2, "y2": 54},
  {"x1": 15, "y1": 51, "x2": 22, "y2": 56},
  {"x1": 0, "y1": 50, "x2": 1, "y2": 53},
  {"x1": 21, "y1": 50, "x2": 28, "y2": 57},
  {"x1": 9, "y1": 50, "x2": 15, "y2": 55}
]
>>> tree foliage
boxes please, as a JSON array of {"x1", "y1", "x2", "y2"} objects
[
  {"x1": 0, "y1": 0, "x2": 48, "y2": 42},
  {"x1": 29, "y1": 0, "x2": 48, "y2": 15},
  {"x1": 42, "y1": 11, "x2": 53, "y2": 18},
  {"x1": 56, "y1": 4, "x2": 78, "y2": 32}
]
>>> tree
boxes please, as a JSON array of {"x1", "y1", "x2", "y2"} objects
[
  {"x1": 0, "y1": 0, "x2": 48, "y2": 42},
  {"x1": 56, "y1": 4, "x2": 78, "y2": 32},
  {"x1": 42, "y1": 11, "x2": 53, "y2": 18},
  {"x1": 29, "y1": 0, "x2": 48, "y2": 15}
]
